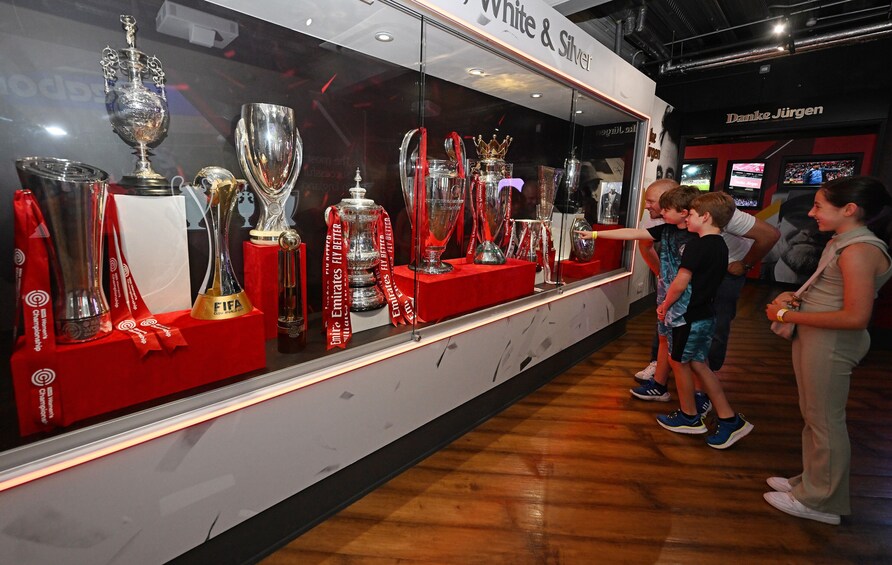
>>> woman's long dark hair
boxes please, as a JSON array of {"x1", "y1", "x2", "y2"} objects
[{"x1": 820, "y1": 177, "x2": 892, "y2": 239}]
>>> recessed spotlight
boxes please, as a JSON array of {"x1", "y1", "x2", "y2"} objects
[
  {"x1": 530, "y1": 93, "x2": 542, "y2": 98},
  {"x1": 305, "y1": 18, "x2": 313, "y2": 26},
  {"x1": 575, "y1": 110, "x2": 583, "y2": 114},
  {"x1": 44, "y1": 125, "x2": 67, "y2": 136},
  {"x1": 467, "y1": 68, "x2": 485, "y2": 76},
  {"x1": 375, "y1": 31, "x2": 393, "y2": 42}
]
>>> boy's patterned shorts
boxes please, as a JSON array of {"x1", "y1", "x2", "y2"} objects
[{"x1": 668, "y1": 317, "x2": 715, "y2": 363}]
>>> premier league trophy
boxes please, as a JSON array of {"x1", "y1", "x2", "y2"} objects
[
  {"x1": 15, "y1": 157, "x2": 112, "y2": 343},
  {"x1": 190, "y1": 167, "x2": 253, "y2": 320},
  {"x1": 236, "y1": 103, "x2": 303, "y2": 245},
  {"x1": 399, "y1": 129, "x2": 467, "y2": 274},
  {"x1": 101, "y1": 15, "x2": 170, "y2": 195},
  {"x1": 471, "y1": 134, "x2": 513, "y2": 265}
]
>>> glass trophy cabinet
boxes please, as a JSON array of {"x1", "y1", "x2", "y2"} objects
[{"x1": 0, "y1": 0, "x2": 649, "y2": 512}]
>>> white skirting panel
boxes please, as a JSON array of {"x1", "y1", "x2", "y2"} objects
[{"x1": 0, "y1": 278, "x2": 630, "y2": 564}]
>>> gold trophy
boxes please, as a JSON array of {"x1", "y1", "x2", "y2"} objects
[
  {"x1": 277, "y1": 229, "x2": 306, "y2": 352},
  {"x1": 190, "y1": 167, "x2": 252, "y2": 320}
]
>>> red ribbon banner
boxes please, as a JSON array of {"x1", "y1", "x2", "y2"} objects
[{"x1": 323, "y1": 207, "x2": 352, "y2": 349}]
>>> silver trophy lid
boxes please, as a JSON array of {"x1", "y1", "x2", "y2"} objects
[
  {"x1": 335, "y1": 168, "x2": 380, "y2": 211},
  {"x1": 16, "y1": 157, "x2": 109, "y2": 184}
]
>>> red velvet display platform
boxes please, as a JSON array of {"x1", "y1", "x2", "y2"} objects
[
  {"x1": 591, "y1": 224, "x2": 623, "y2": 272},
  {"x1": 393, "y1": 258, "x2": 536, "y2": 322},
  {"x1": 558, "y1": 259, "x2": 603, "y2": 280},
  {"x1": 243, "y1": 242, "x2": 307, "y2": 340},
  {"x1": 11, "y1": 309, "x2": 265, "y2": 436}
]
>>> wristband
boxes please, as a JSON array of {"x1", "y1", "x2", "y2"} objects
[
  {"x1": 776, "y1": 308, "x2": 789, "y2": 323},
  {"x1": 591, "y1": 230, "x2": 598, "y2": 239},
  {"x1": 743, "y1": 263, "x2": 754, "y2": 271}
]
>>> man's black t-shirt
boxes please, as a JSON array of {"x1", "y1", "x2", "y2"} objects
[{"x1": 679, "y1": 233, "x2": 728, "y2": 322}]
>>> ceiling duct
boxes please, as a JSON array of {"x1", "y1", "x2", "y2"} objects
[
  {"x1": 660, "y1": 21, "x2": 892, "y2": 75},
  {"x1": 623, "y1": 4, "x2": 672, "y2": 61}
]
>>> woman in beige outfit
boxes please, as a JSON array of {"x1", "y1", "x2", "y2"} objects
[{"x1": 764, "y1": 176, "x2": 892, "y2": 525}]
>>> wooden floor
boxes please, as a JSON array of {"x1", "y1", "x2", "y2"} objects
[{"x1": 263, "y1": 283, "x2": 892, "y2": 564}]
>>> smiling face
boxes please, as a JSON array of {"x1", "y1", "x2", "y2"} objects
[
  {"x1": 685, "y1": 208, "x2": 708, "y2": 235},
  {"x1": 808, "y1": 189, "x2": 849, "y2": 232}
]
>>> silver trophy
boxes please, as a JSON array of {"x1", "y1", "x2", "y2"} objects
[
  {"x1": 471, "y1": 134, "x2": 513, "y2": 265},
  {"x1": 569, "y1": 216, "x2": 595, "y2": 262},
  {"x1": 101, "y1": 15, "x2": 170, "y2": 196},
  {"x1": 399, "y1": 130, "x2": 467, "y2": 274},
  {"x1": 326, "y1": 169, "x2": 385, "y2": 311},
  {"x1": 236, "y1": 103, "x2": 303, "y2": 245},
  {"x1": 555, "y1": 148, "x2": 581, "y2": 213},
  {"x1": 16, "y1": 157, "x2": 112, "y2": 343}
]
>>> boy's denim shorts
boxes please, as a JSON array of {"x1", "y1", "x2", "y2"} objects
[{"x1": 668, "y1": 317, "x2": 715, "y2": 363}]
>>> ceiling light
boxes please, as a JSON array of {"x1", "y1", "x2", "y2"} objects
[
  {"x1": 575, "y1": 110, "x2": 583, "y2": 114},
  {"x1": 773, "y1": 21, "x2": 786, "y2": 34},
  {"x1": 374, "y1": 31, "x2": 393, "y2": 42},
  {"x1": 530, "y1": 93, "x2": 542, "y2": 98},
  {"x1": 44, "y1": 125, "x2": 67, "y2": 136},
  {"x1": 305, "y1": 18, "x2": 313, "y2": 26},
  {"x1": 776, "y1": 45, "x2": 786, "y2": 51},
  {"x1": 467, "y1": 68, "x2": 485, "y2": 76},
  {"x1": 806, "y1": 16, "x2": 817, "y2": 27}
]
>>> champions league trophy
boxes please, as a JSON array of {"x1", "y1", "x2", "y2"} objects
[
  {"x1": 399, "y1": 129, "x2": 467, "y2": 274},
  {"x1": 190, "y1": 167, "x2": 253, "y2": 320},
  {"x1": 101, "y1": 15, "x2": 170, "y2": 195},
  {"x1": 15, "y1": 157, "x2": 112, "y2": 343},
  {"x1": 471, "y1": 134, "x2": 513, "y2": 265},
  {"x1": 236, "y1": 103, "x2": 303, "y2": 245}
]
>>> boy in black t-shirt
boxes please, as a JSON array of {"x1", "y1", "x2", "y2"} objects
[{"x1": 656, "y1": 192, "x2": 753, "y2": 449}]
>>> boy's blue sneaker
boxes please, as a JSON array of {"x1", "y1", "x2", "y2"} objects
[
  {"x1": 707, "y1": 413, "x2": 754, "y2": 449},
  {"x1": 630, "y1": 379, "x2": 670, "y2": 402},
  {"x1": 656, "y1": 410, "x2": 707, "y2": 434},
  {"x1": 695, "y1": 391, "x2": 712, "y2": 416}
]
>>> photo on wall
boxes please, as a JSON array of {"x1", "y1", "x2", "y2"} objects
[{"x1": 596, "y1": 181, "x2": 623, "y2": 224}]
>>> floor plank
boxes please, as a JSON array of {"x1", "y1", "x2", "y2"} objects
[{"x1": 263, "y1": 283, "x2": 892, "y2": 564}]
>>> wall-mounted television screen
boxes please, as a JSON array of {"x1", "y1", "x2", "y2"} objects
[
  {"x1": 680, "y1": 160, "x2": 716, "y2": 192},
  {"x1": 780, "y1": 154, "x2": 861, "y2": 187},
  {"x1": 726, "y1": 161, "x2": 765, "y2": 209}
]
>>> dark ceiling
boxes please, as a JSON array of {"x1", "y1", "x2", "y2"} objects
[{"x1": 552, "y1": 0, "x2": 892, "y2": 78}]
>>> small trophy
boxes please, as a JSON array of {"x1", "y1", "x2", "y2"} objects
[
  {"x1": 277, "y1": 229, "x2": 306, "y2": 352},
  {"x1": 236, "y1": 103, "x2": 303, "y2": 245},
  {"x1": 190, "y1": 167, "x2": 253, "y2": 320},
  {"x1": 101, "y1": 15, "x2": 170, "y2": 195}
]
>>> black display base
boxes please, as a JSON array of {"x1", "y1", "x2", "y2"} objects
[
  {"x1": 116, "y1": 176, "x2": 174, "y2": 197},
  {"x1": 168, "y1": 319, "x2": 627, "y2": 565}
]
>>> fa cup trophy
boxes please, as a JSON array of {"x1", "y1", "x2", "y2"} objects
[
  {"x1": 190, "y1": 167, "x2": 253, "y2": 320},
  {"x1": 236, "y1": 103, "x2": 303, "y2": 245},
  {"x1": 101, "y1": 15, "x2": 170, "y2": 195}
]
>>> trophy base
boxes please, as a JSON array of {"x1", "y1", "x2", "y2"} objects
[
  {"x1": 350, "y1": 285, "x2": 386, "y2": 312},
  {"x1": 56, "y1": 312, "x2": 113, "y2": 344},
  {"x1": 474, "y1": 241, "x2": 507, "y2": 265},
  {"x1": 117, "y1": 176, "x2": 173, "y2": 197},
  {"x1": 408, "y1": 261, "x2": 454, "y2": 275},
  {"x1": 191, "y1": 290, "x2": 253, "y2": 320},
  {"x1": 250, "y1": 229, "x2": 285, "y2": 246},
  {"x1": 277, "y1": 318, "x2": 307, "y2": 353}
]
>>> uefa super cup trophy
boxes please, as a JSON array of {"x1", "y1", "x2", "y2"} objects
[
  {"x1": 101, "y1": 15, "x2": 170, "y2": 195},
  {"x1": 190, "y1": 167, "x2": 253, "y2": 320},
  {"x1": 236, "y1": 103, "x2": 303, "y2": 245},
  {"x1": 399, "y1": 129, "x2": 467, "y2": 274},
  {"x1": 471, "y1": 134, "x2": 513, "y2": 265},
  {"x1": 16, "y1": 157, "x2": 112, "y2": 343}
]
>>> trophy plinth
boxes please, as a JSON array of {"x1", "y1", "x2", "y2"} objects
[{"x1": 101, "y1": 15, "x2": 170, "y2": 196}]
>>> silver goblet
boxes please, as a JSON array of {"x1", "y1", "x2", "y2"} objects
[{"x1": 236, "y1": 103, "x2": 303, "y2": 245}]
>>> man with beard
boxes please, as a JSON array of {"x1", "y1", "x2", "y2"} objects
[{"x1": 767, "y1": 193, "x2": 832, "y2": 285}]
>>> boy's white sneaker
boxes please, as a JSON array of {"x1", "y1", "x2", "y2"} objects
[{"x1": 634, "y1": 361, "x2": 658, "y2": 382}]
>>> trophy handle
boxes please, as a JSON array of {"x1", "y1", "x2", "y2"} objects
[
  {"x1": 283, "y1": 127, "x2": 303, "y2": 194},
  {"x1": 399, "y1": 128, "x2": 420, "y2": 216},
  {"x1": 146, "y1": 55, "x2": 167, "y2": 99},
  {"x1": 100, "y1": 47, "x2": 119, "y2": 93}
]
